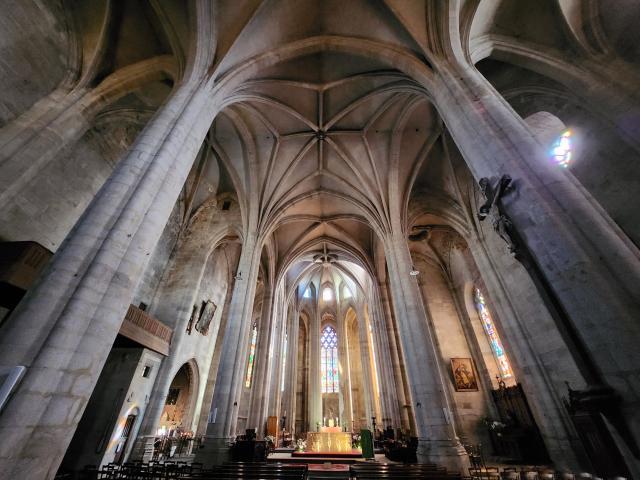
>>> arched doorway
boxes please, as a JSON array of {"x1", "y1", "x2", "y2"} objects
[{"x1": 158, "y1": 362, "x2": 198, "y2": 437}]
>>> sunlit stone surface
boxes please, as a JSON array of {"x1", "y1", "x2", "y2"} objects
[{"x1": 306, "y1": 432, "x2": 352, "y2": 453}]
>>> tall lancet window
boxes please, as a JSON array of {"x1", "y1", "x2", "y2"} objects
[
  {"x1": 245, "y1": 322, "x2": 258, "y2": 388},
  {"x1": 474, "y1": 288, "x2": 513, "y2": 379},
  {"x1": 321, "y1": 325, "x2": 339, "y2": 393}
]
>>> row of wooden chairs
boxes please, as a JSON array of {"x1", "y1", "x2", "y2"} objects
[
  {"x1": 469, "y1": 467, "x2": 627, "y2": 480},
  {"x1": 78, "y1": 461, "x2": 307, "y2": 480},
  {"x1": 350, "y1": 462, "x2": 461, "y2": 480}
]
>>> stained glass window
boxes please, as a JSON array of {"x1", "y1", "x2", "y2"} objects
[
  {"x1": 303, "y1": 287, "x2": 311, "y2": 298},
  {"x1": 245, "y1": 322, "x2": 258, "y2": 388},
  {"x1": 550, "y1": 129, "x2": 572, "y2": 168},
  {"x1": 321, "y1": 325, "x2": 339, "y2": 393},
  {"x1": 323, "y1": 287, "x2": 333, "y2": 301},
  {"x1": 343, "y1": 287, "x2": 352, "y2": 299},
  {"x1": 473, "y1": 288, "x2": 513, "y2": 379}
]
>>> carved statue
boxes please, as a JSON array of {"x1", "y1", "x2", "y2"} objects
[{"x1": 477, "y1": 175, "x2": 518, "y2": 255}]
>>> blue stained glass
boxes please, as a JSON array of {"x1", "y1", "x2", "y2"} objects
[
  {"x1": 474, "y1": 288, "x2": 514, "y2": 379},
  {"x1": 550, "y1": 129, "x2": 573, "y2": 168},
  {"x1": 321, "y1": 325, "x2": 339, "y2": 393}
]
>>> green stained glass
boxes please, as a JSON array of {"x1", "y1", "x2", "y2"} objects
[{"x1": 245, "y1": 322, "x2": 258, "y2": 388}]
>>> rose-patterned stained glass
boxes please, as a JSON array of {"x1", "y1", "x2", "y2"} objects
[
  {"x1": 245, "y1": 322, "x2": 258, "y2": 388},
  {"x1": 321, "y1": 325, "x2": 339, "y2": 393},
  {"x1": 473, "y1": 288, "x2": 513, "y2": 379}
]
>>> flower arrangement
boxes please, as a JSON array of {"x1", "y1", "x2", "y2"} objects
[
  {"x1": 295, "y1": 438, "x2": 307, "y2": 452},
  {"x1": 352, "y1": 433, "x2": 361, "y2": 449},
  {"x1": 264, "y1": 435, "x2": 276, "y2": 455},
  {"x1": 482, "y1": 417, "x2": 506, "y2": 437}
]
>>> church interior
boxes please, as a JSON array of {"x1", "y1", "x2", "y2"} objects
[{"x1": 0, "y1": 1, "x2": 639, "y2": 480}]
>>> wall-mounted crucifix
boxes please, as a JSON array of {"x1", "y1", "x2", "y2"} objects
[{"x1": 477, "y1": 175, "x2": 518, "y2": 256}]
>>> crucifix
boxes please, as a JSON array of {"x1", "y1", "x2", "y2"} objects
[{"x1": 477, "y1": 175, "x2": 518, "y2": 256}]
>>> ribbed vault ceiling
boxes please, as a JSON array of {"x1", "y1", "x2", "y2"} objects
[
  {"x1": 211, "y1": 51, "x2": 443, "y2": 282},
  {"x1": 55, "y1": 0, "x2": 638, "y2": 286}
]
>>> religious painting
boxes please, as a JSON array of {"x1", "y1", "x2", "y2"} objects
[
  {"x1": 451, "y1": 357, "x2": 478, "y2": 391},
  {"x1": 195, "y1": 300, "x2": 216, "y2": 335}
]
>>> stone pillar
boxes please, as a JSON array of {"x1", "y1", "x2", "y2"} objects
[
  {"x1": 246, "y1": 283, "x2": 275, "y2": 436},
  {"x1": 308, "y1": 306, "x2": 322, "y2": 430},
  {"x1": 195, "y1": 234, "x2": 262, "y2": 464},
  {"x1": 260, "y1": 287, "x2": 283, "y2": 425},
  {"x1": 337, "y1": 305, "x2": 353, "y2": 431},
  {"x1": 355, "y1": 304, "x2": 375, "y2": 430},
  {"x1": 281, "y1": 305, "x2": 300, "y2": 433},
  {"x1": 384, "y1": 230, "x2": 469, "y2": 470},
  {"x1": 266, "y1": 301, "x2": 287, "y2": 424},
  {"x1": 378, "y1": 281, "x2": 412, "y2": 433},
  {"x1": 288, "y1": 312, "x2": 301, "y2": 435},
  {"x1": 369, "y1": 286, "x2": 402, "y2": 430},
  {"x1": 464, "y1": 237, "x2": 583, "y2": 469},
  {"x1": 364, "y1": 305, "x2": 384, "y2": 421},
  {"x1": 0, "y1": 77, "x2": 216, "y2": 479},
  {"x1": 432, "y1": 60, "x2": 640, "y2": 454}
]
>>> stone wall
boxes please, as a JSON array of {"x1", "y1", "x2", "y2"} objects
[{"x1": 0, "y1": 0, "x2": 68, "y2": 126}]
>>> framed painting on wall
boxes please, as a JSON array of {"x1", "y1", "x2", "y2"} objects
[
  {"x1": 195, "y1": 300, "x2": 216, "y2": 335},
  {"x1": 451, "y1": 357, "x2": 479, "y2": 391}
]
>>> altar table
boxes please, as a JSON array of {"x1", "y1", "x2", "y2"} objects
[{"x1": 305, "y1": 432, "x2": 352, "y2": 453}]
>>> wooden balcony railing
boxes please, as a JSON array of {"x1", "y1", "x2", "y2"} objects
[{"x1": 119, "y1": 304, "x2": 173, "y2": 355}]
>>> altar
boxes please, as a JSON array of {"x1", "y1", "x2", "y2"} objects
[
  {"x1": 291, "y1": 431, "x2": 362, "y2": 458},
  {"x1": 307, "y1": 432, "x2": 352, "y2": 453}
]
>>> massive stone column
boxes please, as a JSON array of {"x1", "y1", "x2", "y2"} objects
[
  {"x1": 369, "y1": 287, "x2": 402, "y2": 430},
  {"x1": 195, "y1": 234, "x2": 262, "y2": 464},
  {"x1": 384, "y1": 230, "x2": 469, "y2": 470},
  {"x1": 246, "y1": 283, "x2": 275, "y2": 436},
  {"x1": 337, "y1": 305, "x2": 353, "y2": 431},
  {"x1": 0, "y1": 73, "x2": 216, "y2": 478},
  {"x1": 378, "y1": 281, "x2": 412, "y2": 433},
  {"x1": 308, "y1": 306, "x2": 322, "y2": 430},
  {"x1": 355, "y1": 304, "x2": 374, "y2": 430},
  {"x1": 464, "y1": 236, "x2": 583, "y2": 469},
  {"x1": 288, "y1": 312, "x2": 302, "y2": 435},
  {"x1": 266, "y1": 300, "x2": 287, "y2": 428},
  {"x1": 431, "y1": 59, "x2": 640, "y2": 467},
  {"x1": 281, "y1": 305, "x2": 300, "y2": 433}
]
